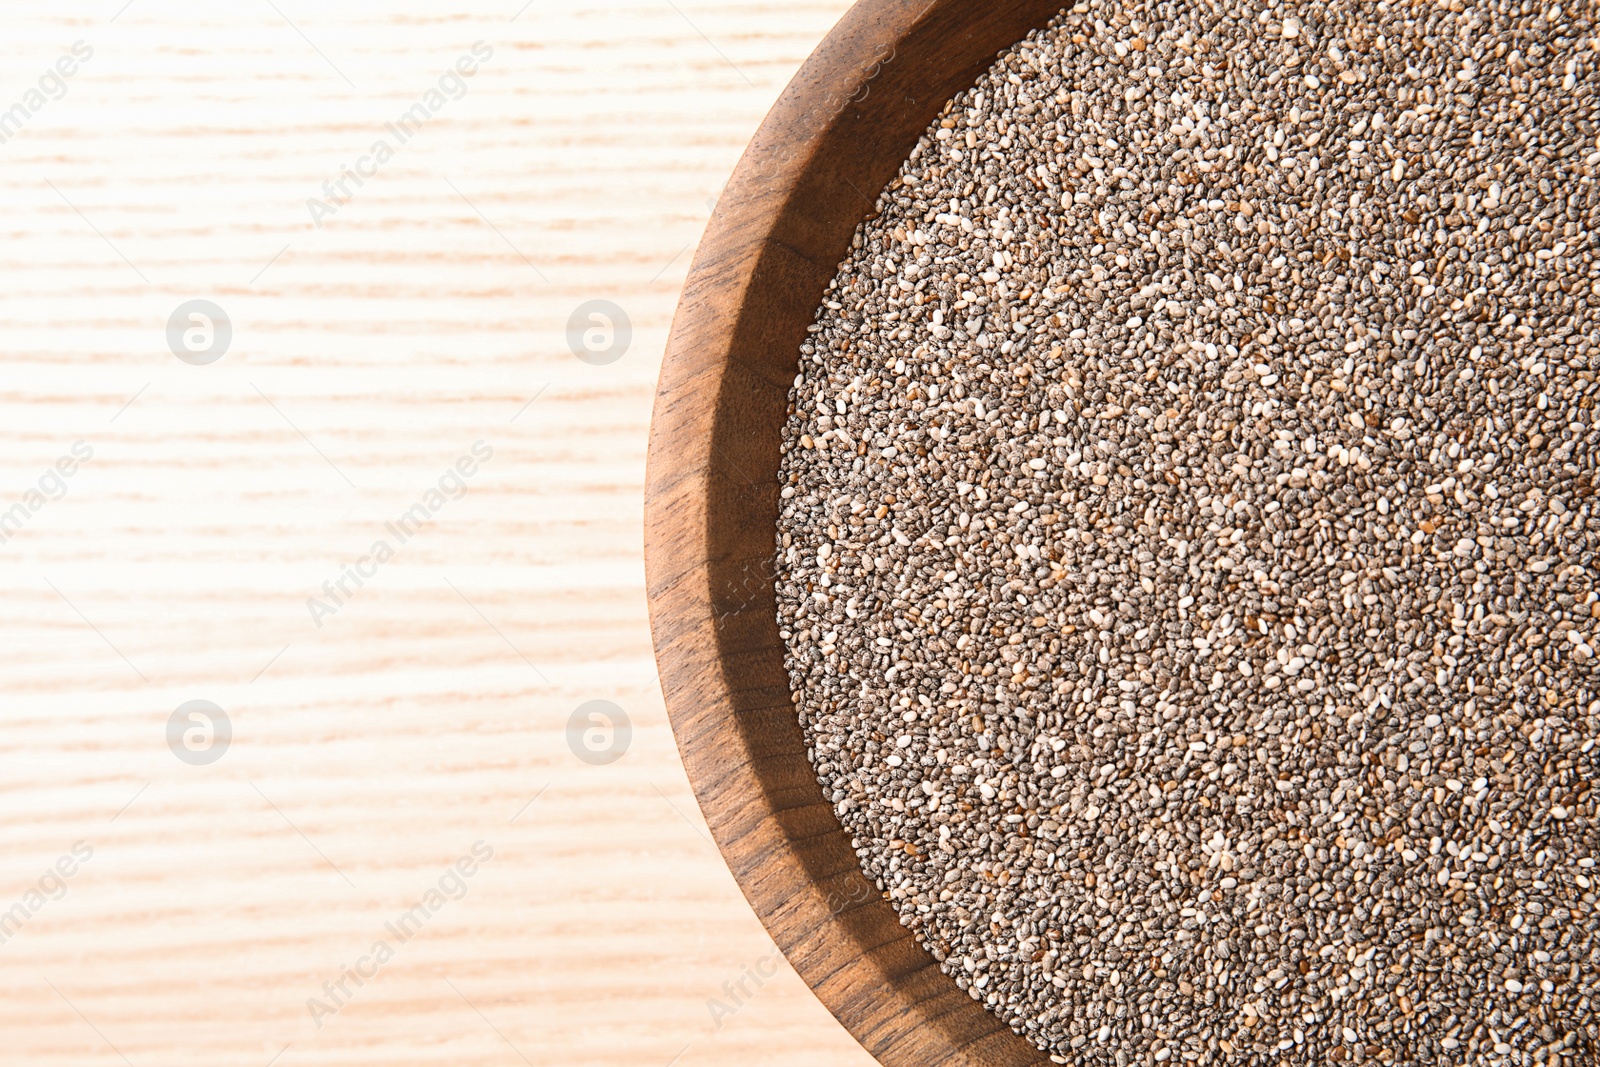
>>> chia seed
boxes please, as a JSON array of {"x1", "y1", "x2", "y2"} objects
[{"x1": 776, "y1": 1, "x2": 1600, "y2": 1062}]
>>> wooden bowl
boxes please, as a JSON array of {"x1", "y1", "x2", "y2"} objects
[{"x1": 644, "y1": 2, "x2": 1065, "y2": 1064}]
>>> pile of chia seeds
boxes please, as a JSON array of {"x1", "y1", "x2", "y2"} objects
[{"x1": 775, "y1": 1, "x2": 1600, "y2": 1062}]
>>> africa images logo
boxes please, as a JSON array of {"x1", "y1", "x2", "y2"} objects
[{"x1": 307, "y1": 42, "x2": 494, "y2": 227}]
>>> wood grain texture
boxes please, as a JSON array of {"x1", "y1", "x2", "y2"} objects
[
  {"x1": 645, "y1": 2, "x2": 1064, "y2": 1065},
  {"x1": 0, "y1": 2, "x2": 882, "y2": 1066}
]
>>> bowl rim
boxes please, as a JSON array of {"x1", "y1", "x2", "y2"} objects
[{"x1": 644, "y1": 2, "x2": 1064, "y2": 1063}]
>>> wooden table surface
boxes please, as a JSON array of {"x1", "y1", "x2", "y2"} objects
[{"x1": 0, "y1": 2, "x2": 878, "y2": 1064}]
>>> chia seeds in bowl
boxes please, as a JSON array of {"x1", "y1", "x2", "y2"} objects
[{"x1": 775, "y1": 1, "x2": 1600, "y2": 1062}]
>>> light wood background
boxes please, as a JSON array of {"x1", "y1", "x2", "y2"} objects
[{"x1": 0, "y1": 2, "x2": 880, "y2": 1065}]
